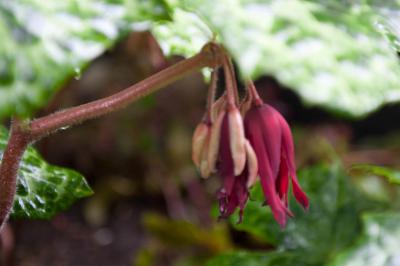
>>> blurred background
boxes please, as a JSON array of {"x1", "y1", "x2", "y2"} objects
[
  {"x1": 1, "y1": 31, "x2": 399, "y2": 266},
  {"x1": 1, "y1": 1, "x2": 400, "y2": 266}
]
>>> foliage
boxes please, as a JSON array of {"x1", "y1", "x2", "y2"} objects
[
  {"x1": 350, "y1": 164, "x2": 400, "y2": 185},
  {"x1": 207, "y1": 251, "x2": 301, "y2": 266},
  {"x1": 0, "y1": 126, "x2": 92, "y2": 218},
  {"x1": 154, "y1": 0, "x2": 400, "y2": 117},
  {"x1": 207, "y1": 162, "x2": 394, "y2": 266},
  {"x1": 329, "y1": 212, "x2": 400, "y2": 266},
  {"x1": 1, "y1": 0, "x2": 400, "y2": 119},
  {"x1": 0, "y1": 0, "x2": 170, "y2": 119}
]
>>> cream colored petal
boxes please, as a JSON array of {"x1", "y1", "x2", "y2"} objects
[
  {"x1": 191, "y1": 122, "x2": 209, "y2": 168},
  {"x1": 200, "y1": 135, "x2": 211, "y2": 178},
  {"x1": 207, "y1": 111, "x2": 225, "y2": 173},
  {"x1": 245, "y1": 140, "x2": 259, "y2": 188},
  {"x1": 228, "y1": 107, "x2": 246, "y2": 175}
]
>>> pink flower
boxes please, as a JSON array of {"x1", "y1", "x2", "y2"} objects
[
  {"x1": 204, "y1": 102, "x2": 257, "y2": 222},
  {"x1": 244, "y1": 99, "x2": 309, "y2": 227},
  {"x1": 192, "y1": 79, "x2": 308, "y2": 227}
]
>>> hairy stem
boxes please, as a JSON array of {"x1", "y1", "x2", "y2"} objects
[
  {"x1": 30, "y1": 44, "x2": 221, "y2": 140},
  {"x1": 223, "y1": 56, "x2": 236, "y2": 106},
  {"x1": 226, "y1": 57, "x2": 239, "y2": 105},
  {"x1": 0, "y1": 120, "x2": 31, "y2": 228},
  {"x1": 247, "y1": 80, "x2": 263, "y2": 105},
  {"x1": 205, "y1": 68, "x2": 219, "y2": 122},
  {"x1": 0, "y1": 42, "x2": 224, "y2": 230}
]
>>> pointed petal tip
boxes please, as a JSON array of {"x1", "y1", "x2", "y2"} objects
[
  {"x1": 291, "y1": 176, "x2": 310, "y2": 210},
  {"x1": 286, "y1": 208, "x2": 294, "y2": 218},
  {"x1": 301, "y1": 198, "x2": 310, "y2": 211},
  {"x1": 277, "y1": 216, "x2": 287, "y2": 229}
]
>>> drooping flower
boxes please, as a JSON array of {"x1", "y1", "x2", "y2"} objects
[
  {"x1": 211, "y1": 103, "x2": 258, "y2": 221},
  {"x1": 243, "y1": 83, "x2": 309, "y2": 227},
  {"x1": 192, "y1": 60, "x2": 308, "y2": 227}
]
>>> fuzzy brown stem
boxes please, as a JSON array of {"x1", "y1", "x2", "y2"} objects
[
  {"x1": 30, "y1": 45, "x2": 221, "y2": 140},
  {"x1": 247, "y1": 80, "x2": 263, "y2": 105},
  {"x1": 223, "y1": 56, "x2": 236, "y2": 106},
  {"x1": 205, "y1": 68, "x2": 219, "y2": 122},
  {"x1": 0, "y1": 42, "x2": 224, "y2": 230},
  {"x1": 0, "y1": 120, "x2": 31, "y2": 229},
  {"x1": 226, "y1": 57, "x2": 239, "y2": 105}
]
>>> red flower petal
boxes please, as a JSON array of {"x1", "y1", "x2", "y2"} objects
[
  {"x1": 276, "y1": 157, "x2": 290, "y2": 206},
  {"x1": 291, "y1": 174, "x2": 309, "y2": 209},
  {"x1": 276, "y1": 110, "x2": 309, "y2": 209},
  {"x1": 244, "y1": 107, "x2": 288, "y2": 227},
  {"x1": 257, "y1": 105, "x2": 282, "y2": 177}
]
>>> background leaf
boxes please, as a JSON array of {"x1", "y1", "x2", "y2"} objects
[
  {"x1": 218, "y1": 162, "x2": 384, "y2": 265},
  {"x1": 153, "y1": 0, "x2": 400, "y2": 117},
  {"x1": 0, "y1": 0, "x2": 170, "y2": 119},
  {"x1": 1, "y1": 0, "x2": 400, "y2": 119},
  {"x1": 329, "y1": 212, "x2": 400, "y2": 266},
  {"x1": 0, "y1": 126, "x2": 93, "y2": 219},
  {"x1": 350, "y1": 164, "x2": 400, "y2": 185},
  {"x1": 207, "y1": 251, "x2": 302, "y2": 266}
]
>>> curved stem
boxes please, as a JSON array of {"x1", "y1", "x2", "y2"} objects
[
  {"x1": 0, "y1": 42, "x2": 224, "y2": 230},
  {"x1": 247, "y1": 80, "x2": 263, "y2": 106},
  {"x1": 222, "y1": 56, "x2": 236, "y2": 107},
  {"x1": 0, "y1": 120, "x2": 31, "y2": 229},
  {"x1": 30, "y1": 45, "x2": 221, "y2": 140},
  {"x1": 205, "y1": 68, "x2": 219, "y2": 122},
  {"x1": 226, "y1": 57, "x2": 239, "y2": 105}
]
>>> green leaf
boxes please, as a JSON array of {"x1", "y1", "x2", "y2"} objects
[
  {"x1": 206, "y1": 251, "x2": 303, "y2": 266},
  {"x1": 0, "y1": 126, "x2": 93, "y2": 219},
  {"x1": 230, "y1": 162, "x2": 382, "y2": 265},
  {"x1": 142, "y1": 212, "x2": 232, "y2": 252},
  {"x1": 350, "y1": 164, "x2": 400, "y2": 185},
  {"x1": 367, "y1": 0, "x2": 400, "y2": 52},
  {"x1": 329, "y1": 212, "x2": 400, "y2": 266},
  {"x1": 153, "y1": 0, "x2": 400, "y2": 117},
  {"x1": 0, "y1": 0, "x2": 170, "y2": 119},
  {"x1": 233, "y1": 185, "x2": 282, "y2": 245}
]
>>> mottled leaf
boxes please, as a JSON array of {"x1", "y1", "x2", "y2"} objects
[
  {"x1": 0, "y1": 0, "x2": 170, "y2": 119},
  {"x1": 0, "y1": 126, "x2": 93, "y2": 219},
  {"x1": 230, "y1": 162, "x2": 382, "y2": 265},
  {"x1": 329, "y1": 212, "x2": 400, "y2": 266},
  {"x1": 153, "y1": 0, "x2": 400, "y2": 117}
]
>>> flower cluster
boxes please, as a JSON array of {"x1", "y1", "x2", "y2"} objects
[{"x1": 192, "y1": 75, "x2": 309, "y2": 227}]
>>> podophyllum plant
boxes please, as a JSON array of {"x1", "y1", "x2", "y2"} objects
[{"x1": 0, "y1": 42, "x2": 308, "y2": 230}]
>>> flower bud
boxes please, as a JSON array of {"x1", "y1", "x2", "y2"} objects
[
  {"x1": 228, "y1": 106, "x2": 246, "y2": 176},
  {"x1": 192, "y1": 122, "x2": 209, "y2": 168}
]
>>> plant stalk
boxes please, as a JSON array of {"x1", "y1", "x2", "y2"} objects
[
  {"x1": 0, "y1": 120, "x2": 31, "y2": 229},
  {"x1": 0, "y1": 42, "x2": 224, "y2": 230},
  {"x1": 30, "y1": 45, "x2": 221, "y2": 140}
]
